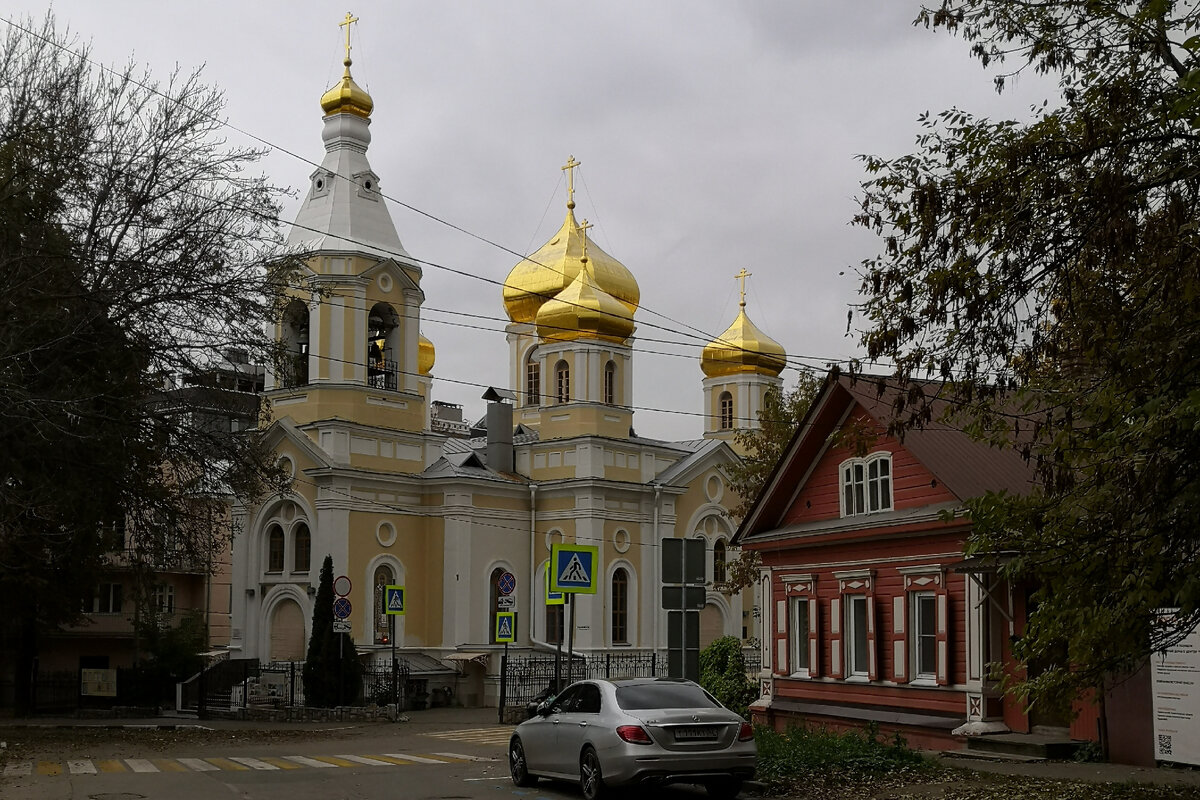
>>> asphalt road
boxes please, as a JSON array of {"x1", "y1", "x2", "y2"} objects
[{"x1": 0, "y1": 721, "x2": 716, "y2": 800}]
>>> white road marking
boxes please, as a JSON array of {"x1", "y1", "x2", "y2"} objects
[
  {"x1": 433, "y1": 752, "x2": 498, "y2": 762},
  {"x1": 4, "y1": 761, "x2": 32, "y2": 776},
  {"x1": 178, "y1": 758, "x2": 220, "y2": 771},
  {"x1": 283, "y1": 755, "x2": 338, "y2": 769},
  {"x1": 382, "y1": 753, "x2": 445, "y2": 764},
  {"x1": 67, "y1": 760, "x2": 96, "y2": 775},
  {"x1": 124, "y1": 758, "x2": 159, "y2": 773},
  {"x1": 230, "y1": 757, "x2": 279, "y2": 770},
  {"x1": 335, "y1": 754, "x2": 394, "y2": 766}
]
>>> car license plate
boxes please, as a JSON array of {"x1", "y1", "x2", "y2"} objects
[{"x1": 673, "y1": 726, "x2": 717, "y2": 741}]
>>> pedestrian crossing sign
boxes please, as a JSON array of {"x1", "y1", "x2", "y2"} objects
[
  {"x1": 384, "y1": 584, "x2": 405, "y2": 616},
  {"x1": 495, "y1": 611, "x2": 516, "y2": 643},
  {"x1": 545, "y1": 567, "x2": 564, "y2": 606},
  {"x1": 550, "y1": 543, "x2": 599, "y2": 594}
]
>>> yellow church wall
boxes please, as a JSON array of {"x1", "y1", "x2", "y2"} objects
[
  {"x1": 536, "y1": 495, "x2": 576, "y2": 513},
  {"x1": 268, "y1": 385, "x2": 425, "y2": 433},
  {"x1": 538, "y1": 404, "x2": 631, "y2": 441},
  {"x1": 471, "y1": 493, "x2": 530, "y2": 512}
]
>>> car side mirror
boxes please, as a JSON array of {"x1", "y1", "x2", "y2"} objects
[{"x1": 537, "y1": 700, "x2": 554, "y2": 716}]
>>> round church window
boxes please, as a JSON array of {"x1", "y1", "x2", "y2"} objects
[{"x1": 377, "y1": 521, "x2": 397, "y2": 548}]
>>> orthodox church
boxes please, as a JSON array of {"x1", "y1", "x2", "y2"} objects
[{"x1": 228, "y1": 19, "x2": 789, "y2": 705}]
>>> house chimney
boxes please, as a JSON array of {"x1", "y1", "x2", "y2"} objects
[{"x1": 482, "y1": 387, "x2": 517, "y2": 473}]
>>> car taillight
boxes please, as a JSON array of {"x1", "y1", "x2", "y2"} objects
[
  {"x1": 737, "y1": 722, "x2": 754, "y2": 742},
  {"x1": 617, "y1": 725, "x2": 653, "y2": 744}
]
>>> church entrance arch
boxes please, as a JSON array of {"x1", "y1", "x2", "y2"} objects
[{"x1": 269, "y1": 599, "x2": 305, "y2": 662}]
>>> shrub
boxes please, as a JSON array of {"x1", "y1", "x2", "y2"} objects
[{"x1": 698, "y1": 635, "x2": 757, "y2": 718}]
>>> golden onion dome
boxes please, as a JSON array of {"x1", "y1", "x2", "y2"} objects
[
  {"x1": 701, "y1": 302, "x2": 787, "y2": 378},
  {"x1": 418, "y1": 333, "x2": 435, "y2": 375},
  {"x1": 320, "y1": 58, "x2": 374, "y2": 118},
  {"x1": 503, "y1": 207, "x2": 640, "y2": 324},
  {"x1": 536, "y1": 256, "x2": 635, "y2": 344}
]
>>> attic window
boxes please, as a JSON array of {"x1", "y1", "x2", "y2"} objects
[{"x1": 840, "y1": 453, "x2": 892, "y2": 517}]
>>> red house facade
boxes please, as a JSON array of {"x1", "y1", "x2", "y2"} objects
[{"x1": 733, "y1": 374, "x2": 1050, "y2": 750}]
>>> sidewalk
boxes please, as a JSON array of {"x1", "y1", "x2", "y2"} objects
[{"x1": 934, "y1": 753, "x2": 1200, "y2": 788}]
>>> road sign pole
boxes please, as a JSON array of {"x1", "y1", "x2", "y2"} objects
[
  {"x1": 390, "y1": 614, "x2": 398, "y2": 709},
  {"x1": 554, "y1": 619, "x2": 562, "y2": 692},
  {"x1": 567, "y1": 593, "x2": 576, "y2": 686},
  {"x1": 498, "y1": 640, "x2": 508, "y2": 724},
  {"x1": 338, "y1": 632, "x2": 344, "y2": 707}
]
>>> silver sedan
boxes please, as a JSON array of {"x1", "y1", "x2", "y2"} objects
[{"x1": 508, "y1": 677, "x2": 756, "y2": 800}]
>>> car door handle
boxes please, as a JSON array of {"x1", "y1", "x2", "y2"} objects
[
  {"x1": 578, "y1": 721, "x2": 588, "y2": 727},
  {"x1": 552, "y1": 719, "x2": 560, "y2": 725}
]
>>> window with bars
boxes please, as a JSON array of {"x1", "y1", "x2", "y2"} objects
[
  {"x1": 555, "y1": 361, "x2": 570, "y2": 404},
  {"x1": 611, "y1": 568, "x2": 629, "y2": 644},
  {"x1": 526, "y1": 359, "x2": 541, "y2": 406},
  {"x1": 840, "y1": 454, "x2": 892, "y2": 516},
  {"x1": 267, "y1": 524, "x2": 285, "y2": 572},
  {"x1": 293, "y1": 523, "x2": 310, "y2": 573},
  {"x1": 718, "y1": 392, "x2": 734, "y2": 430}
]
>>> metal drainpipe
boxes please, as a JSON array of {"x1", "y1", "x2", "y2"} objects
[
  {"x1": 652, "y1": 483, "x2": 662, "y2": 660},
  {"x1": 528, "y1": 484, "x2": 554, "y2": 649}
]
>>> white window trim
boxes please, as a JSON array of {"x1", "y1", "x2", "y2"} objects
[
  {"x1": 838, "y1": 452, "x2": 894, "y2": 517},
  {"x1": 788, "y1": 595, "x2": 811, "y2": 678},
  {"x1": 845, "y1": 594, "x2": 870, "y2": 680},
  {"x1": 910, "y1": 590, "x2": 939, "y2": 685}
]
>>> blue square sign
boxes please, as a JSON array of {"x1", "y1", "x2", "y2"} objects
[{"x1": 550, "y1": 544, "x2": 599, "y2": 594}]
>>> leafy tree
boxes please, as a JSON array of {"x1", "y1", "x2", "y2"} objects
[
  {"x1": 303, "y1": 555, "x2": 363, "y2": 707},
  {"x1": 699, "y1": 635, "x2": 757, "y2": 719},
  {"x1": 0, "y1": 15, "x2": 300, "y2": 713},
  {"x1": 851, "y1": 1, "x2": 1200, "y2": 706},
  {"x1": 719, "y1": 374, "x2": 822, "y2": 592}
]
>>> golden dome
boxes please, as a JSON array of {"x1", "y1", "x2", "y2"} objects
[
  {"x1": 418, "y1": 333, "x2": 435, "y2": 375},
  {"x1": 320, "y1": 59, "x2": 374, "y2": 118},
  {"x1": 701, "y1": 303, "x2": 787, "y2": 378},
  {"x1": 536, "y1": 256, "x2": 635, "y2": 345},
  {"x1": 503, "y1": 207, "x2": 639, "y2": 324}
]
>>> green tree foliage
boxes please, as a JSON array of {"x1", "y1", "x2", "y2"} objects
[
  {"x1": 303, "y1": 555, "x2": 363, "y2": 707},
  {"x1": 852, "y1": 1, "x2": 1200, "y2": 705},
  {"x1": 698, "y1": 635, "x2": 757, "y2": 719},
  {"x1": 0, "y1": 16, "x2": 300, "y2": 713},
  {"x1": 719, "y1": 374, "x2": 822, "y2": 593}
]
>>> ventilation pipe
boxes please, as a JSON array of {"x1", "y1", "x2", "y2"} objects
[{"x1": 482, "y1": 387, "x2": 516, "y2": 473}]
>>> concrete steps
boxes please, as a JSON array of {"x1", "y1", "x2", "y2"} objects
[{"x1": 964, "y1": 730, "x2": 1083, "y2": 761}]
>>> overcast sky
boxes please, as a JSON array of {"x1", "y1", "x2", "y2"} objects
[{"x1": 9, "y1": 2, "x2": 1053, "y2": 440}]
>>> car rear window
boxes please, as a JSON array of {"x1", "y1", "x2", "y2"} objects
[{"x1": 614, "y1": 683, "x2": 721, "y2": 710}]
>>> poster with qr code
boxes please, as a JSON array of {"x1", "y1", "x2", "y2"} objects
[{"x1": 1151, "y1": 610, "x2": 1200, "y2": 765}]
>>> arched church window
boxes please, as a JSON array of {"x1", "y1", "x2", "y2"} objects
[
  {"x1": 267, "y1": 525, "x2": 285, "y2": 573},
  {"x1": 604, "y1": 361, "x2": 616, "y2": 405},
  {"x1": 489, "y1": 567, "x2": 506, "y2": 643},
  {"x1": 713, "y1": 539, "x2": 727, "y2": 585},
  {"x1": 719, "y1": 391, "x2": 734, "y2": 430},
  {"x1": 293, "y1": 523, "x2": 310, "y2": 573},
  {"x1": 526, "y1": 355, "x2": 541, "y2": 406},
  {"x1": 611, "y1": 568, "x2": 629, "y2": 644},
  {"x1": 367, "y1": 303, "x2": 399, "y2": 390},
  {"x1": 282, "y1": 300, "x2": 309, "y2": 387},
  {"x1": 555, "y1": 361, "x2": 570, "y2": 404},
  {"x1": 374, "y1": 564, "x2": 395, "y2": 645}
]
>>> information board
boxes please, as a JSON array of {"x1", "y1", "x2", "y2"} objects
[{"x1": 1151, "y1": 613, "x2": 1200, "y2": 765}]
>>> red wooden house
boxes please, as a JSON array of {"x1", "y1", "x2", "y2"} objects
[{"x1": 734, "y1": 373, "x2": 1060, "y2": 750}]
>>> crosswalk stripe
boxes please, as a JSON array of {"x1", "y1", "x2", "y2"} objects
[
  {"x1": 152, "y1": 759, "x2": 188, "y2": 772},
  {"x1": 382, "y1": 753, "x2": 445, "y2": 764},
  {"x1": 124, "y1": 759, "x2": 159, "y2": 773},
  {"x1": 67, "y1": 760, "x2": 96, "y2": 775},
  {"x1": 230, "y1": 757, "x2": 279, "y2": 770},
  {"x1": 203, "y1": 757, "x2": 249, "y2": 771},
  {"x1": 335, "y1": 755, "x2": 393, "y2": 766},
  {"x1": 432, "y1": 752, "x2": 498, "y2": 762},
  {"x1": 308, "y1": 755, "x2": 357, "y2": 767},
  {"x1": 283, "y1": 755, "x2": 338, "y2": 769},
  {"x1": 177, "y1": 758, "x2": 219, "y2": 771},
  {"x1": 4, "y1": 762, "x2": 32, "y2": 776},
  {"x1": 36, "y1": 761, "x2": 62, "y2": 776},
  {"x1": 96, "y1": 759, "x2": 127, "y2": 773},
  {"x1": 259, "y1": 757, "x2": 304, "y2": 770},
  {"x1": 369, "y1": 755, "x2": 419, "y2": 766}
]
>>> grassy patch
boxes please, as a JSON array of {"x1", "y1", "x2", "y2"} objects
[{"x1": 754, "y1": 722, "x2": 932, "y2": 792}]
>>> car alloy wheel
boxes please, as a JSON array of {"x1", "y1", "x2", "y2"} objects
[
  {"x1": 580, "y1": 746, "x2": 606, "y2": 800},
  {"x1": 509, "y1": 737, "x2": 535, "y2": 787}
]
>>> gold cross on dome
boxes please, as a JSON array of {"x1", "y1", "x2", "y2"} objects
[
  {"x1": 735, "y1": 268, "x2": 752, "y2": 306},
  {"x1": 579, "y1": 218, "x2": 593, "y2": 264},
  {"x1": 340, "y1": 12, "x2": 359, "y2": 62},
  {"x1": 562, "y1": 155, "x2": 581, "y2": 206}
]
